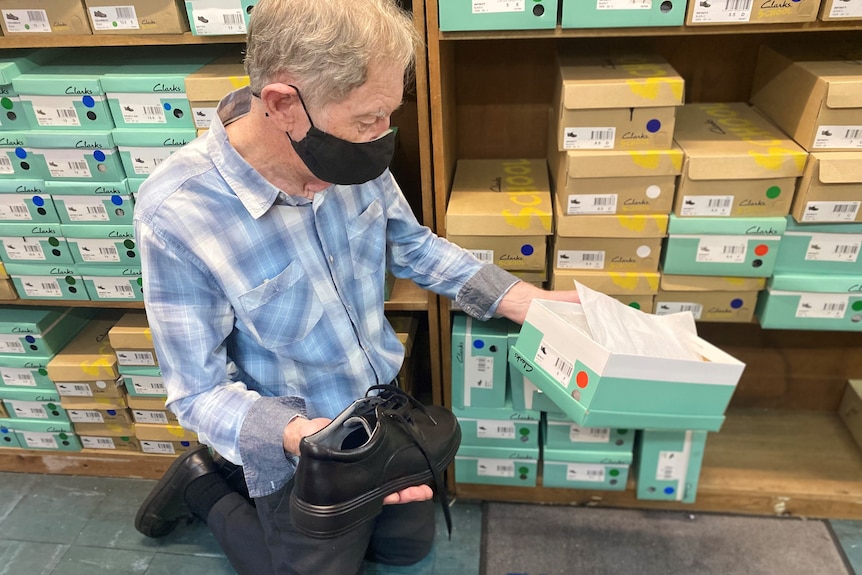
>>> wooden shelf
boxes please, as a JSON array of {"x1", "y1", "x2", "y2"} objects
[
  {"x1": 454, "y1": 409, "x2": 862, "y2": 520},
  {"x1": 0, "y1": 448, "x2": 177, "y2": 480},
  {"x1": 440, "y1": 21, "x2": 862, "y2": 41},
  {"x1": 0, "y1": 299, "x2": 144, "y2": 309},
  {"x1": 0, "y1": 33, "x2": 245, "y2": 49}
]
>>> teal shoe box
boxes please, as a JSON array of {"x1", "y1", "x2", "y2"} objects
[
  {"x1": 542, "y1": 450, "x2": 630, "y2": 490},
  {"x1": 0, "y1": 221, "x2": 74, "y2": 263},
  {"x1": 775, "y1": 217, "x2": 862, "y2": 275},
  {"x1": 561, "y1": 0, "x2": 687, "y2": 28},
  {"x1": 662, "y1": 214, "x2": 786, "y2": 277},
  {"x1": 79, "y1": 264, "x2": 143, "y2": 302},
  {"x1": 0, "y1": 355, "x2": 54, "y2": 391},
  {"x1": 0, "y1": 179, "x2": 57, "y2": 223},
  {"x1": 0, "y1": 51, "x2": 46, "y2": 132},
  {"x1": 4, "y1": 262, "x2": 89, "y2": 300},
  {"x1": 26, "y1": 130, "x2": 126, "y2": 182},
  {"x1": 453, "y1": 401, "x2": 540, "y2": 448},
  {"x1": 451, "y1": 314, "x2": 509, "y2": 409},
  {"x1": 508, "y1": 322, "x2": 566, "y2": 414},
  {"x1": 0, "y1": 131, "x2": 38, "y2": 179},
  {"x1": 509, "y1": 299, "x2": 745, "y2": 431},
  {"x1": 0, "y1": 417, "x2": 81, "y2": 451},
  {"x1": 544, "y1": 412, "x2": 634, "y2": 456},
  {"x1": 113, "y1": 128, "x2": 195, "y2": 177},
  {"x1": 1, "y1": 387, "x2": 68, "y2": 421},
  {"x1": 756, "y1": 273, "x2": 862, "y2": 331},
  {"x1": 439, "y1": 0, "x2": 558, "y2": 31},
  {"x1": 61, "y1": 224, "x2": 137, "y2": 265},
  {"x1": 635, "y1": 429, "x2": 707, "y2": 503},
  {"x1": 0, "y1": 422, "x2": 22, "y2": 447},
  {"x1": 0, "y1": 306, "x2": 92, "y2": 358},
  {"x1": 120, "y1": 366, "x2": 165, "y2": 396},
  {"x1": 47, "y1": 180, "x2": 133, "y2": 224},
  {"x1": 455, "y1": 444, "x2": 539, "y2": 487},
  {"x1": 185, "y1": 0, "x2": 258, "y2": 35}
]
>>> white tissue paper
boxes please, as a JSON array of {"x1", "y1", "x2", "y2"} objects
[{"x1": 574, "y1": 281, "x2": 702, "y2": 361}]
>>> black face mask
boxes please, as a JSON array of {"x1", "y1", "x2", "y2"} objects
[{"x1": 284, "y1": 85, "x2": 396, "y2": 185}]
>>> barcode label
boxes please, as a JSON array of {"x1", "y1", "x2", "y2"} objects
[
  {"x1": 568, "y1": 423, "x2": 611, "y2": 444},
  {"x1": 690, "y1": 0, "x2": 751, "y2": 22},
  {"x1": 533, "y1": 338, "x2": 574, "y2": 387},
  {"x1": 75, "y1": 239, "x2": 121, "y2": 263},
  {"x1": 87, "y1": 277, "x2": 137, "y2": 300},
  {"x1": 55, "y1": 382, "x2": 94, "y2": 397},
  {"x1": 567, "y1": 193, "x2": 618, "y2": 215},
  {"x1": 473, "y1": 0, "x2": 525, "y2": 13},
  {"x1": 557, "y1": 250, "x2": 605, "y2": 270},
  {"x1": 563, "y1": 127, "x2": 616, "y2": 150},
  {"x1": 69, "y1": 410, "x2": 104, "y2": 423},
  {"x1": 116, "y1": 350, "x2": 156, "y2": 366},
  {"x1": 829, "y1": 0, "x2": 862, "y2": 18},
  {"x1": 597, "y1": 0, "x2": 652, "y2": 9},
  {"x1": 21, "y1": 432, "x2": 58, "y2": 449},
  {"x1": 566, "y1": 463, "x2": 606, "y2": 483},
  {"x1": 19, "y1": 276, "x2": 63, "y2": 298},
  {"x1": 36, "y1": 149, "x2": 94, "y2": 178},
  {"x1": 680, "y1": 195, "x2": 734, "y2": 217},
  {"x1": 191, "y1": 1, "x2": 247, "y2": 35},
  {"x1": 89, "y1": 6, "x2": 139, "y2": 30},
  {"x1": 801, "y1": 201, "x2": 861, "y2": 223},
  {"x1": 813, "y1": 125, "x2": 862, "y2": 149},
  {"x1": 26, "y1": 96, "x2": 82, "y2": 127},
  {"x1": 796, "y1": 294, "x2": 849, "y2": 319},
  {"x1": 55, "y1": 196, "x2": 109, "y2": 222},
  {"x1": 133, "y1": 410, "x2": 170, "y2": 424},
  {"x1": 0, "y1": 236, "x2": 47, "y2": 261},
  {"x1": 113, "y1": 94, "x2": 167, "y2": 124},
  {"x1": 0, "y1": 197, "x2": 33, "y2": 220},
  {"x1": 0, "y1": 367, "x2": 37, "y2": 387},
  {"x1": 468, "y1": 249, "x2": 494, "y2": 263},
  {"x1": 0, "y1": 154, "x2": 14, "y2": 175},
  {"x1": 131, "y1": 376, "x2": 166, "y2": 395},
  {"x1": 657, "y1": 450, "x2": 685, "y2": 481},
  {"x1": 0, "y1": 335, "x2": 25, "y2": 354},
  {"x1": 2, "y1": 10, "x2": 51, "y2": 33},
  {"x1": 192, "y1": 106, "x2": 217, "y2": 128},
  {"x1": 476, "y1": 419, "x2": 516, "y2": 440},
  {"x1": 119, "y1": 146, "x2": 177, "y2": 175},
  {"x1": 141, "y1": 440, "x2": 176, "y2": 454},
  {"x1": 804, "y1": 234, "x2": 862, "y2": 263},
  {"x1": 8, "y1": 400, "x2": 49, "y2": 419},
  {"x1": 695, "y1": 236, "x2": 748, "y2": 263},
  {"x1": 475, "y1": 458, "x2": 516, "y2": 478},
  {"x1": 81, "y1": 436, "x2": 117, "y2": 449},
  {"x1": 655, "y1": 301, "x2": 704, "y2": 320}
]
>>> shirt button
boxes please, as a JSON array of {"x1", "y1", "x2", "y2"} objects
[{"x1": 329, "y1": 255, "x2": 334, "y2": 263}]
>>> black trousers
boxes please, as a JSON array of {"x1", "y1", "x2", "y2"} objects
[{"x1": 206, "y1": 481, "x2": 436, "y2": 575}]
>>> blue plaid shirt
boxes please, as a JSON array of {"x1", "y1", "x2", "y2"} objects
[{"x1": 134, "y1": 87, "x2": 519, "y2": 497}]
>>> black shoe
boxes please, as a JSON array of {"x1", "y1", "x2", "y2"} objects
[
  {"x1": 135, "y1": 444, "x2": 218, "y2": 537},
  {"x1": 290, "y1": 384, "x2": 461, "y2": 538},
  {"x1": 212, "y1": 451, "x2": 255, "y2": 506}
]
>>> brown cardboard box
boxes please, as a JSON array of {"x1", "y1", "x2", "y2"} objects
[
  {"x1": 135, "y1": 422, "x2": 198, "y2": 442},
  {"x1": 109, "y1": 312, "x2": 158, "y2": 367},
  {"x1": 839, "y1": 380, "x2": 862, "y2": 452},
  {"x1": 687, "y1": 0, "x2": 821, "y2": 25},
  {"x1": 184, "y1": 53, "x2": 248, "y2": 129},
  {"x1": 656, "y1": 274, "x2": 764, "y2": 322},
  {"x1": 46, "y1": 317, "x2": 120, "y2": 382},
  {"x1": 792, "y1": 152, "x2": 862, "y2": 223},
  {"x1": 552, "y1": 236, "x2": 662, "y2": 272},
  {"x1": 0, "y1": 278, "x2": 16, "y2": 300},
  {"x1": 127, "y1": 394, "x2": 168, "y2": 411},
  {"x1": 673, "y1": 103, "x2": 808, "y2": 218},
  {"x1": 751, "y1": 44, "x2": 862, "y2": 152},
  {"x1": 0, "y1": 1, "x2": 92, "y2": 35},
  {"x1": 386, "y1": 314, "x2": 418, "y2": 394},
  {"x1": 139, "y1": 438, "x2": 198, "y2": 455},
  {"x1": 550, "y1": 269, "x2": 660, "y2": 295},
  {"x1": 0, "y1": 262, "x2": 7, "y2": 278},
  {"x1": 130, "y1": 408, "x2": 176, "y2": 424},
  {"x1": 64, "y1": 405, "x2": 134, "y2": 425},
  {"x1": 819, "y1": 0, "x2": 862, "y2": 20},
  {"x1": 548, "y1": 138, "x2": 682, "y2": 215},
  {"x1": 60, "y1": 394, "x2": 128, "y2": 409},
  {"x1": 84, "y1": 0, "x2": 188, "y2": 34},
  {"x1": 554, "y1": 194, "x2": 669, "y2": 238},
  {"x1": 54, "y1": 375, "x2": 125, "y2": 398},
  {"x1": 79, "y1": 433, "x2": 140, "y2": 451},
  {"x1": 552, "y1": 54, "x2": 684, "y2": 152},
  {"x1": 446, "y1": 234, "x2": 548, "y2": 272}
]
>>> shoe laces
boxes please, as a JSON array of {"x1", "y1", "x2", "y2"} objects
[{"x1": 365, "y1": 384, "x2": 453, "y2": 538}]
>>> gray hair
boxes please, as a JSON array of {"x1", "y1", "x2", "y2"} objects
[{"x1": 244, "y1": 0, "x2": 421, "y2": 109}]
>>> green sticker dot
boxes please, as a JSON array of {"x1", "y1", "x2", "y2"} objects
[
  {"x1": 47, "y1": 403, "x2": 56, "y2": 410},
  {"x1": 121, "y1": 436, "x2": 130, "y2": 441},
  {"x1": 0, "y1": 97, "x2": 13, "y2": 110},
  {"x1": 112, "y1": 21, "x2": 118, "y2": 27},
  {"x1": 137, "y1": 278, "x2": 143, "y2": 286},
  {"x1": 59, "y1": 432, "x2": 68, "y2": 439},
  {"x1": 628, "y1": 302, "x2": 641, "y2": 310},
  {"x1": 852, "y1": 301, "x2": 862, "y2": 311},
  {"x1": 519, "y1": 427, "x2": 530, "y2": 436},
  {"x1": 765, "y1": 186, "x2": 781, "y2": 199},
  {"x1": 518, "y1": 466, "x2": 529, "y2": 475},
  {"x1": 123, "y1": 239, "x2": 135, "y2": 249},
  {"x1": 609, "y1": 469, "x2": 620, "y2": 477},
  {"x1": 38, "y1": 368, "x2": 48, "y2": 375},
  {"x1": 48, "y1": 237, "x2": 60, "y2": 247},
  {"x1": 618, "y1": 429, "x2": 628, "y2": 434},
  {"x1": 65, "y1": 276, "x2": 76, "y2": 285},
  {"x1": 24, "y1": 24, "x2": 30, "y2": 30}
]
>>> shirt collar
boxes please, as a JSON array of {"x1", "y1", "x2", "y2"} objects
[{"x1": 206, "y1": 87, "x2": 311, "y2": 219}]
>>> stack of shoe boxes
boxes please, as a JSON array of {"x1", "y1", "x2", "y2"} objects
[
  {"x1": 750, "y1": 44, "x2": 862, "y2": 331},
  {"x1": 659, "y1": 102, "x2": 807, "y2": 323},
  {"x1": 109, "y1": 311, "x2": 198, "y2": 456},
  {"x1": 0, "y1": 307, "x2": 94, "y2": 451},
  {"x1": 542, "y1": 416, "x2": 633, "y2": 491},
  {"x1": 548, "y1": 53, "x2": 685, "y2": 314},
  {"x1": 184, "y1": 53, "x2": 249, "y2": 136}
]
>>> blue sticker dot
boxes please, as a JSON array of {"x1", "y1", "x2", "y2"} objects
[
  {"x1": 473, "y1": 339, "x2": 485, "y2": 350},
  {"x1": 520, "y1": 244, "x2": 534, "y2": 256},
  {"x1": 181, "y1": 441, "x2": 191, "y2": 446},
  {"x1": 731, "y1": 298, "x2": 743, "y2": 309},
  {"x1": 646, "y1": 119, "x2": 662, "y2": 133},
  {"x1": 0, "y1": 427, "x2": 8, "y2": 434},
  {"x1": 664, "y1": 486, "x2": 675, "y2": 495},
  {"x1": 93, "y1": 150, "x2": 106, "y2": 162},
  {"x1": 111, "y1": 195, "x2": 123, "y2": 206},
  {"x1": 107, "y1": 410, "x2": 117, "y2": 416},
  {"x1": 163, "y1": 102, "x2": 172, "y2": 111},
  {"x1": 25, "y1": 335, "x2": 36, "y2": 343},
  {"x1": 32, "y1": 195, "x2": 45, "y2": 207},
  {"x1": 82, "y1": 95, "x2": 95, "y2": 108},
  {"x1": 14, "y1": 147, "x2": 27, "y2": 159}
]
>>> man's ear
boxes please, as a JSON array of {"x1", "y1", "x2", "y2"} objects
[{"x1": 259, "y1": 83, "x2": 303, "y2": 131}]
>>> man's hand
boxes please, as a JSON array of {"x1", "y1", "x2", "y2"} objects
[
  {"x1": 283, "y1": 416, "x2": 331, "y2": 456},
  {"x1": 383, "y1": 484, "x2": 433, "y2": 505},
  {"x1": 495, "y1": 281, "x2": 580, "y2": 325}
]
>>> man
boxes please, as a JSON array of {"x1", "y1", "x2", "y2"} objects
[{"x1": 133, "y1": 0, "x2": 579, "y2": 573}]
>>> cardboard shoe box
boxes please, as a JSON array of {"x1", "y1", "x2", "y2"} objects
[
  {"x1": 184, "y1": 0, "x2": 257, "y2": 36},
  {"x1": 47, "y1": 316, "x2": 121, "y2": 382},
  {"x1": 438, "y1": 0, "x2": 558, "y2": 31},
  {"x1": 451, "y1": 314, "x2": 508, "y2": 409},
  {"x1": 554, "y1": 194, "x2": 669, "y2": 239},
  {"x1": 121, "y1": 366, "x2": 166, "y2": 396},
  {"x1": 635, "y1": 429, "x2": 708, "y2": 503},
  {"x1": 2, "y1": 416, "x2": 81, "y2": 451},
  {"x1": 0, "y1": 221, "x2": 75, "y2": 264},
  {"x1": 544, "y1": 413, "x2": 635, "y2": 457},
  {"x1": 0, "y1": 50, "x2": 48, "y2": 131},
  {"x1": 108, "y1": 312, "x2": 157, "y2": 366},
  {"x1": 453, "y1": 402, "x2": 541, "y2": 448},
  {"x1": 184, "y1": 53, "x2": 248, "y2": 129},
  {"x1": 550, "y1": 269, "x2": 658, "y2": 313},
  {"x1": 792, "y1": 152, "x2": 862, "y2": 223},
  {"x1": 509, "y1": 299, "x2": 746, "y2": 431},
  {"x1": 553, "y1": 236, "x2": 663, "y2": 273},
  {"x1": 0, "y1": 306, "x2": 92, "y2": 358},
  {"x1": 0, "y1": 1, "x2": 92, "y2": 35},
  {"x1": 85, "y1": 0, "x2": 189, "y2": 34},
  {"x1": 26, "y1": 130, "x2": 126, "y2": 182},
  {"x1": 2, "y1": 387, "x2": 68, "y2": 421},
  {"x1": 656, "y1": 274, "x2": 765, "y2": 323},
  {"x1": 687, "y1": 0, "x2": 820, "y2": 25},
  {"x1": 112, "y1": 128, "x2": 196, "y2": 178},
  {"x1": 839, "y1": 380, "x2": 862, "y2": 452},
  {"x1": 455, "y1": 444, "x2": 539, "y2": 487},
  {"x1": 0, "y1": 131, "x2": 40, "y2": 180},
  {"x1": 756, "y1": 272, "x2": 862, "y2": 331},
  {"x1": 47, "y1": 180, "x2": 133, "y2": 225},
  {"x1": 673, "y1": 103, "x2": 808, "y2": 218},
  {"x1": 819, "y1": 0, "x2": 862, "y2": 19},
  {"x1": 775, "y1": 217, "x2": 862, "y2": 274},
  {"x1": 553, "y1": 54, "x2": 684, "y2": 152},
  {"x1": 751, "y1": 44, "x2": 862, "y2": 152},
  {"x1": 4, "y1": 262, "x2": 88, "y2": 301},
  {"x1": 0, "y1": 179, "x2": 58, "y2": 224},
  {"x1": 0, "y1": 356, "x2": 54, "y2": 391},
  {"x1": 561, "y1": 0, "x2": 687, "y2": 28}
]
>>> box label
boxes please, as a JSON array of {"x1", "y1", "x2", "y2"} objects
[
  {"x1": 2, "y1": 10, "x2": 51, "y2": 33},
  {"x1": 533, "y1": 338, "x2": 574, "y2": 387},
  {"x1": 141, "y1": 440, "x2": 176, "y2": 454},
  {"x1": 473, "y1": 0, "x2": 525, "y2": 13},
  {"x1": 68, "y1": 410, "x2": 104, "y2": 424},
  {"x1": 7, "y1": 400, "x2": 48, "y2": 419},
  {"x1": 557, "y1": 250, "x2": 605, "y2": 270},
  {"x1": 76, "y1": 239, "x2": 121, "y2": 263},
  {"x1": 569, "y1": 423, "x2": 610, "y2": 443},
  {"x1": 829, "y1": 0, "x2": 862, "y2": 17},
  {"x1": 813, "y1": 126, "x2": 862, "y2": 149},
  {"x1": 476, "y1": 419, "x2": 516, "y2": 440},
  {"x1": 566, "y1": 463, "x2": 606, "y2": 482},
  {"x1": 564, "y1": 127, "x2": 615, "y2": 150},
  {"x1": 117, "y1": 350, "x2": 156, "y2": 366},
  {"x1": 0, "y1": 335, "x2": 25, "y2": 354},
  {"x1": 21, "y1": 432, "x2": 57, "y2": 449},
  {"x1": 0, "y1": 197, "x2": 33, "y2": 220},
  {"x1": 796, "y1": 294, "x2": 849, "y2": 319},
  {"x1": 62, "y1": 197, "x2": 110, "y2": 222},
  {"x1": 122, "y1": 146, "x2": 174, "y2": 175},
  {"x1": 655, "y1": 301, "x2": 704, "y2": 319},
  {"x1": 695, "y1": 236, "x2": 747, "y2": 263},
  {"x1": 567, "y1": 194, "x2": 618, "y2": 215},
  {"x1": 133, "y1": 410, "x2": 169, "y2": 424},
  {"x1": 468, "y1": 249, "x2": 494, "y2": 264},
  {"x1": 189, "y1": 0, "x2": 247, "y2": 35},
  {"x1": 657, "y1": 449, "x2": 686, "y2": 481},
  {"x1": 0, "y1": 236, "x2": 46, "y2": 261},
  {"x1": 81, "y1": 436, "x2": 117, "y2": 449},
  {"x1": 0, "y1": 367, "x2": 36, "y2": 386},
  {"x1": 130, "y1": 376, "x2": 166, "y2": 395},
  {"x1": 801, "y1": 201, "x2": 861, "y2": 223},
  {"x1": 37, "y1": 150, "x2": 93, "y2": 179},
  {"x1": 55, "y1": 382, "x2": 95, "y2": 397},
  {"x1": 690, "y1": 0, "x2": 752, "y2": 22},
  {"x1": 477, "y1": 458, "x2": 515, "y2": 477},
  {"x1": 89, "y1": 6, "x2": 139, "y2": 30},
  {"x1": 114, "y1": 94, "x2": 168, "y2": 124},
  {"x1": 26, "y1": 96, "x2": 83, "y2": 127},
  {"x1": 89, "y1": 277, "x2": 137, "y2": 300},
  {"x1": 805, "y1": 234, "x2": 862, "y2": 263},
  {"x1": 0, "y1": 154, "x2": 15, "y2": 175},
  {"x1": 18, "y1": 277, "x2": 62, "y2": 298},
  {"x1": 680, "y1": 195, "x2": 734, "y2": 217},
  {"x1": 192, "y1": 106, "x2": 216, "y2": 128},
  {"x1": 598, "y1": 0, "x2": 651, "y2": 8}
]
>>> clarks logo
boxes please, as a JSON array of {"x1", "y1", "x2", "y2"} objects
[
  {"x1": 500, "y1": 254, "x2": 524, "y2": 261},
  {"x1": 94, "y1": 186, "x2": 119, "y2": 195},
  {"x1": 624, "y1": 198, "x2": 649, "y2": 206},
  {"x1": 32, "y1": 226, "x2": 57, "y2": 234},
  {"x1": 122, "y1": 268, "x2": 141, "y2": 276},
  {"x1": 746, "y1": 225, "x2": 780, "y2": 235},
  {"x1": 740, "y1": 199, "x2": 766, "y2": 207},
  {"x1": 50, "y1": 267, "x2": 74, "y2": 274},
  {"x1": 11, "y1": 327, "x2": 35, "y2": 333},
  {"x1": 16, "y1": 185, "x2": 43, "y2": 194},
  {"x1": 0, "y1": 137, "x2": 24, "y2": 146},
  {"x1": 76, "y1": 140, "x2": 102, "y2": 149},
  {"x1": 456, "y1": 342, "x2": 464, "y2": 364},
  {"x1": 761, "y1": 0, "x2": 792, "y2": 7},
  {"x1": 152, "y1": 83, "x2": 182, "y2": 93},
  {"x1": 65, "y1": 86, "x2": 92, "y2": 95},
  {"x1": 164, "y1": 138, "x2": 189, "y2": 146},
  {"x1": 512, "y1": 351, "x2": 533, "y2": 373},
  {"x1": 611, "y1": 256, "x2": 636, "y2": 263},
  {"x1": 622, "y1": 132, "x2": 649, "y2": 140}
]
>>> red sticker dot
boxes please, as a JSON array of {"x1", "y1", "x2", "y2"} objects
[
  {"x1": 754, "y1": 244, "x2": 769, "y2": 256},
  {"x1": 576, "y1": 371, "x2": 589, "y2": 388}
]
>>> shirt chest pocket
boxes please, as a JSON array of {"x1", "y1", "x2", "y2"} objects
[
  {"x1": 347, "y1": 198, "x2": 386, "y2": 279},
  {"x1": 238, "y1": 261, "x2": 324, "y2": 351}
]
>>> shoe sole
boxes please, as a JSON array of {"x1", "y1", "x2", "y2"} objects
[
  {"x1": 134, "y1": 445, "x2": 209, "y2": 537},
  {"x1": 289, "y1": 426, "x2": 461, "y2": 539}
]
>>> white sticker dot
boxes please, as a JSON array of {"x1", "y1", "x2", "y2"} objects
[
  {"x1": 645, "y1": 185, "x2": 661, "y2": 199},
  {"x1": 636, "y1": 245, "x2": 652, "y2": 258},
  {"x1": 96, "y1": 380, "x2": 107, "y2": 389}
]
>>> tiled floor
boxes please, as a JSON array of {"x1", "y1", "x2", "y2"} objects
[{"x1": 1, "y1": 471, "x2": 860, "y2": 575}]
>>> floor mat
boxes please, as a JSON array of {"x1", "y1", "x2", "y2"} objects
[{"x1": 481, "y1": 503, "x2": 851, "y2": 575}]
